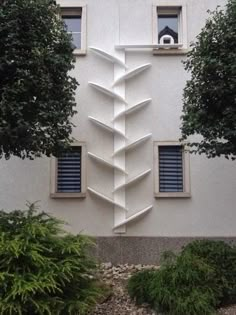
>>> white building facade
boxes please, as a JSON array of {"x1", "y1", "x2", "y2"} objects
[{"x1": 1, "y1": 0, "x2": 236, "y2": 263}]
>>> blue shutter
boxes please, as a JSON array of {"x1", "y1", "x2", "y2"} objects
[
  {"x1": 159, "y1": 146, "x2": 183, "y2": 192},
  {"x1": 57, "y1": 147, "x2": 81, "y2": 193}
]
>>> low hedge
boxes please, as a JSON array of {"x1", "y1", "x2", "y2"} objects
[
  {"x1": 183, "y1": 240, "x2": 236, "y2": 306},
  {"x1": 128, "y1": 240, "x2": 236, "y2": 315}
]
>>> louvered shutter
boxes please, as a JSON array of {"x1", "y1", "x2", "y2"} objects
[
  {"x1": 159, "y1": 146, "x2": 183, "y2": 192},
  {"x1": 57, "y1": 147, "x2": 81, "y2": 193}
]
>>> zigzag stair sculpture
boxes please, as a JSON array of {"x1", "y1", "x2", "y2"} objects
[
  {"x1": 112, "y1": 63, "x2": 151, "y2": 86},
  {"x1": 89, "y1": 82, "x2": 127, "y2": 103},
  {"x1": 88, "y1": 187, "x2": 128, "y2": 211},
  {"x1": 89, "y1": 116, "x2": 126, "y2": 137},
  {"x1": 113, "y1": 205, "x2": 153, "y2": 229},
  {"x1": 113, "y1": 98, "x2": 152, "y2": 120},
  {"x1": 113, "y1": 169, "x2": 151, "y2": 192},
  {"x1": 88, "y1": 152, "x2": 127, "y2": 174},
  {"x1": 88, "y1": 46, "x2": 153, "y2": 231},
  {"x1": 89, "y1": 47, "x2": 127, "y2": 68}
]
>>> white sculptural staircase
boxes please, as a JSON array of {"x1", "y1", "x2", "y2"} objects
[{"x1": 88, "y1": 46, "x2": 153, "y2": 233}]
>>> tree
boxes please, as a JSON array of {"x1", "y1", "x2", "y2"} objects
[
  {"x1": 181, "y1": 0, "x2": 236, "y2": 159},
  {"x1": 0, "y1": 0, "x2": 78, "y2": 159}
]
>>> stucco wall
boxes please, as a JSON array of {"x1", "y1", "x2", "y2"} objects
[{"x1": 0, "y1": 0, "x2": 235, "y2": 239}]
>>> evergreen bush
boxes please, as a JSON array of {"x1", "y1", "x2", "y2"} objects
[
  {"x1": 127, "y1": 269, "x2": 156, "y2": 305},
  {"x1": 0, "y1": 203, "x2": 102, "y2": 315},
  {"x1": 149, "y1": 253, "x2": 219, "y2": 315},
  {"x1": 183, "y1": 240, "x2": 236, "y2": 305},
  {"x1": 128, "y1": 240, "x2": 236, "y2": 315}
]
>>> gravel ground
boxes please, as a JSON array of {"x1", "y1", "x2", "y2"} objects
[
  {"x1": 91, "y1": 263, "x2": 236, "y2": 315},
  {"x1": 218, "y1": 306, "x2": 236, "y2": 315}
]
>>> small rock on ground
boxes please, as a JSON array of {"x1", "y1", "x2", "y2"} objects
[{"x1": 91, "y1": 263, "x2": 157, "y2": 315}]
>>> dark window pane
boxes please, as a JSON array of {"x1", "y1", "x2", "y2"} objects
[
  {"x1": 164, "y1": 38, "x2": 171, "y2": 44},
  {"x1": 158, "y1": 15, "x2": 178, "y2": 43},
  {"x1": 57, "y1": 147, "x2": 82, "y2": 193},
  {"x1": 159, "y1": 146, "x2": 183, "y2": 192}
]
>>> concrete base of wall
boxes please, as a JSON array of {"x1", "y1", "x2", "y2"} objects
[{"x1": 94, "y1": 237, "x2": 236, "y2": 265}]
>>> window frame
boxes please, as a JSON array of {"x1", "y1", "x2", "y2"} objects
[
  {"x1": 152, "y1": 1, "x2": 188, "y2": 54},
  {"x1": 58, "y1": 1, "x2": 87, "y2": 56},
  {"x1": 154, "y1": 141, "x2": 191, "y2": 198},
  {"x1": 50, "y1": 142, "x2": 87, "y2": 198}
]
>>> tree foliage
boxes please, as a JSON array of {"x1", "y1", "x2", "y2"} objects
[
  {"x1": 0, "y1": 203, "x2": 102, "y2": 314},
  {"x1": 181, "y1": 0, "x2": 236, "y2": 159},
  {"x1": 0, "y1": 0, "x2": 78, "y2": 159}
]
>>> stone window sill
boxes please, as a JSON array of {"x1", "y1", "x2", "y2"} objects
[
  {"x1": 50, "y1": 192, "x2": 86, "y2": 199},
  {"x1": 155, "y1": 192, "x2": 191, "y2": 198},
  {"x1": 73, "y1": 49, "x2": 87, "y2": 56},
  {"x1": 153, "y1": 48, "x2": 189, "y2": 56}
]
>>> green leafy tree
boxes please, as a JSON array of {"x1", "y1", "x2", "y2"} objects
[
  {"x1": 181, "y1": 0, "x2": 236, "y2": 159},
  {"x1": 0, "y1": 0, "x2": 78, "y2": 159}
]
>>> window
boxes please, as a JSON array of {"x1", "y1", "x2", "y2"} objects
[
  {"x1": 157, "y1": 7, "x2": 181, "y2": 45},
  {"x1": 60, "y1": 3, "x2": 87, "y2": 55},
  {"x1": 154, "y1": 142, "x2": 190, "y2": 197},
  {"x1": 50, "y1": 142, "x2": 86, "y2": 198},
  {"x1": 152, "y1": 3, "x2": 187, "y2": 52},
  {"x1": 61, "y1": 9, "x2": 82, "y2": 49},
  {"x1": 158, "y1": 11, "x2": 179, "y2": 44}
]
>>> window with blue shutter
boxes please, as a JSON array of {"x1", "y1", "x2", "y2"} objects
[
  {"x1": 159, "y1": 145, "x2": 183, "y2": 192},
  {"x1": 57, "y1": 147, "x2": 81, "y2": 193}
]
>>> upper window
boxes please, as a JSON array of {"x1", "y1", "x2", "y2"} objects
[
  {"x1": 60, "y1": 5, "x2": 87, "y2": 55},
  {"x1": 153, "y1": 3, "x2": 187, "y2": 52},
  {"x1": 158, "y1": 10, "x2": 180, "y2": 44},
  {"x1": 50, "y1": 143, "x2": 87, "y2": 198},
  {"x1": 61, "y1": 9, "x2": 82, "y2": 49},
  {"x1": 154, "y1": 142, "x2": 190, "y2": 197}
]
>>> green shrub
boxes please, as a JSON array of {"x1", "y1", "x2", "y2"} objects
[
  {"x1": 0, "y1": 203, "x2": 102, "y2": 315},
  {"x1": 127, "y1": 269, "x2": 156, "y2": 305},
  {"x1": 149, "y1": 253, "x2": 219, "y2": 315},
  {"x1": 183, "y1": 240, "x2": 236, "y2": 305},
  {"x1": 128, "y1": 240, "x2": 236, "y2": 314}
]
